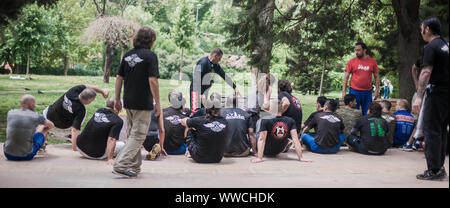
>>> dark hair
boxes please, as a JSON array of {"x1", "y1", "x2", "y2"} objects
[
  {"x1": 369, "y1": 102, "x2": 382, "y2": 118},
  {"x1": 205, "y1": 98, "x2": 222, "y2": 122},
  {"x1": 344, "y1": 94, "x2": 356, "y2": 105},
  {"x1": 133, "y1": 27, "x2": 156, "y2": 49},
  {"x1": 325, "y1": 99, "x2": 338, "y2": 112},
  {"x1": 278, "y1": 79, "x2": 293, "y2": 94},
  {"x1": 422, "y1": 17, "x2": 441, "y2": 35},
  {"x1": 380, "y1": 100, "x2": 392, "y2": 111},
  {"x1": 355, "y1": 42, "x2": 367, "y2": 50},
  {"x1": 210, "y1": 48, "x2": 223, "y2": 56},
  {"x1": 317, "y1": 96, "x2": 327, "y2": 107}
]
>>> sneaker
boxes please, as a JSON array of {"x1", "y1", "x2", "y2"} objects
[
  {"x1": 416, "y1": 169, "x2": 447, "y2": 181},
  {"x1": 112, "y1": 169, "x2": 137, "y2": 178},
  {"x1": 185, "y1": 150, "x2": 191, "y2": 158},
  {"x1": 146, "y1": 144, "x2": 161, "y2": 160},
  {"x1": 282, "y1": 139, "x2": 293, "y2": 153},
  {"x1": 399, "y1": 144, "x2": 413, "y2": 152}
]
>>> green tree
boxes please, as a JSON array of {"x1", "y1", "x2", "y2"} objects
[{"x1": 172, "y1": 0, "x2": 195, "y2": 80}]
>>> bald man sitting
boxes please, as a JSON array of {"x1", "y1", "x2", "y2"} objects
[{"x1": 3, "y1": 94, "x2": 54, "y2": 161}]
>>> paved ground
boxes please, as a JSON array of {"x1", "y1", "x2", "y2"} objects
[{"x1": 0, "y1": 143, "x2": 448, "y2": 188}]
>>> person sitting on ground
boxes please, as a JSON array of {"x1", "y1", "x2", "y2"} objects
[
  {"x1": 380, "y1": 100, "x2": 396, "y2": 147},
  {"x1": 336, "y1": 94, "x2": 361, "y2": 139},
  {"x1": 142, "y1": 108, "x2": 167, "y2": 160},
  {"x1": 393, "y1": 99, "x2": 416, "y2": 149},
  {"x1": 278, "y1": 79, "x2": 303, "y2": 134},
  {"x1": 251, "y1": 99, "x2": 310, "y2": 163},
  {"x1": 43, "y1": 84, "x2": 109, "y2": 151},
  {"x1": 76, "y1": 98, "x2": 125, "y2": 165},
  {"x1": 3, "y1": 94, "x2": 54, "y2": 161},
  {"x1": 221, "y1": 95, "x2": 252, "y2": 157},
  {"x1": 180, "y1": 95, "x2": 228, "y2": 163},
  {"x1": 301, "y1": 99, "x2": 346, "y2": 154},
  {"x1": 347, "y1": 102, "x2": 390, "y2": 155},
  {"x1": 156, "y1": 90, "x2": 190, "y2": 156},
  {"x1": 302, "y1": 96, "x2": 327, "y2": 130}
]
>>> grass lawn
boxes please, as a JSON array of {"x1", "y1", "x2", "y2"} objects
[{"x1": 0, "y1": 74, "x2": 340, "y2": 143}]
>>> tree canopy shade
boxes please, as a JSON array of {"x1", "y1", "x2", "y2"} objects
[{"x1": 0, "y1": 0, "x2": 58, "y2": 26}]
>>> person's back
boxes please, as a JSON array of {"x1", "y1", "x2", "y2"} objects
[
  {"x1": 120, "y1": 48, "x2": 159, "y2": 110},
  {"x1": 393, "y1": 99, "x2": 415, "y2": 147},
  {"x1": 260, "y1": 116, "x2": 295, "y2": 156},
  {"x1": 4, "y1": 109, "x2": 46, "y2": 157},
  {"x1": 310, "y1": 111, "x2": 344, "y2": 149},
  {"x1": 278, "y1": 80, "x2": 303, "y2": 133},
  {"x1": 380, "y1": 100, "x2": 396, "y2": 147},
  {"x1": 187, "y1": 115, "x2": 228, "y2": 163},
  {"x1": 221, "y1": 107, "x2": 250, "y2": 156},
  {"x1": 162, "y1": 107, "x2": 188, "y2": 152},
  {"x1": 336, "y1": 107, "x2": 360, "y2": 137},
  {"x1": 46, "y1": 85, "x2": 88, "y2": 129},
  {"x1": 353, "y1": 115, "x2": 389, "y2": 154},
  {"x1": 76, "y1": 108, "x2": 123, "y2": 158}
]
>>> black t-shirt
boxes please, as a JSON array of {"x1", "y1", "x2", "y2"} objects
[
  {"x1": 190, "y1": 56, "x2": 236, "y2": 95},
  {"x1": 187, "y1": 116, "x2": 228, "y2": 163},
  {"x1": 353, "y1": 115, "x2": 389, "y2": 153},
  {"x1": 163, "y1": 107, "x2": 189, "y2": 152},
  {"x1": 220, "y1": 108, "x2": 250, "y2": 154},
  {"x1": 422, "y1": 37, "x2": 449, "y2": 88},
  {"x1": 308, "y1": 112, "x2": 344, "y2": 149},
  {"x1": 304, "y1": 110, "x2": 323, "y2": 129},
  {"x1": 118, "y1": 48, "x2": 160, "y2": 110},
  {"x1": 260, "y1": 116, "x2": 296, "y2": 156},
  {"x1": 278, "y1": 91, "x2": 303, "y2": 133},
  {"x1": 76, "y1": 108, "x2": 123, "y2": 158},
  {"x1": 47, "y1": 85, "x2": 87, "y2": 129}
]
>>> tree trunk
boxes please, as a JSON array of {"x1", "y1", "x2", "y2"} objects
[
  {"x1": 319, "y1": 61, "x2": 326, "y2": 96},
  {"x1": 179, "y1": 48, "x2": 184, "y2": 80},
  {"x1": 103, "y1": 43, "x2": 114, "y2": 83},
  {"x1": 392, "y1": 0, "x2": 420, "y2": 102},
  {"x1": 26, "y1": 48, "x2": 30, "y2": 75},
  {"x1": 63, "y1": 53, "x2": 68, "y2": 76},
  {"x1": 251, "y1": 0, "x2": 275, "y2": 74}
]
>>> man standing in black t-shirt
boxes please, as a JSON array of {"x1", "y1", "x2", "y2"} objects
[
  {"x1": 112, "y1": 27, "x2": 161, "y2": 178},
  {"x1": 251, "y1": 99, "x2": 310, "y2": 163},
  {"x1": 44, "y1": 84, "x2": 109, "y2": 151},
  {"x1": 413, "y1": 17, "x2": 449, "y2": 181},
  {"x1": 301, "y1": 99, "x2": 345, "y2": 154},
  {"x1": 76, "y1": 98, "x2": 125, "y2": 165},
  {"x1": 190, "y1": 48, "x2": 240, "y2": 117},
  {"x1": 277, "y1": 79, "x2": 303, "y2": 134}
]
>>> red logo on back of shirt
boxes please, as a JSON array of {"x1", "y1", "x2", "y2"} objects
[
  {"x1": 271, "y1": 122, "x2": 288, "y2": 140},
  {"x1": 291, "y1": 96, "x2": 302, "y2": 110}
]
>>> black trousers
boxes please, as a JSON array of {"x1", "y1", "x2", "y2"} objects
[{"x1": 422, "y1": 87, "x2": 449, "y2": 172}]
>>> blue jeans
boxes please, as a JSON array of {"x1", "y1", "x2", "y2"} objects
[
  {"x1": 349, "y1": 87, "x2": 373, "y2": 116},
  {"x1": 301, "y1": 133, "x2": 345, "y2": 154},
  {"x1": 167, "y1": 143, "x2": 187, "y2": 155},
  {"x1": 4, "y1": 132, "x2": 45, "y2": 161}
]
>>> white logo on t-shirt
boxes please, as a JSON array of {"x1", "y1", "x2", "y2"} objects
[
  {"x1": 441, "y1": 44, "x2": 449, "y2": 53},
  {"x1": 124, "y1": 54, "x2": 144, "y2": 68},
  {"x1": 94, "y1": 112, "x2": 110, "y2": 123},
  {"x1": 63, "y1": 95, "x2": 73, "y2": 114},
  {"x1": 357, "y1": 64, "x2": 370, "y2": 71},
  {"x1": 320, "y1": 115, "x2": 341, "y2": 123},
  {"x1": 204, "y1": 121, "x2": 226, "y2": 132},
  {"x1": 225, "y1": 112, "x2": 245, "y2": 120},
  {"x1": 165, "y1": 115, "x2": 181, "y2": 125}
]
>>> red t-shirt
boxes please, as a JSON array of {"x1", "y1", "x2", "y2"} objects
[{"x1": 345, "y1": 56, "x2": 379, "y2": 91}]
